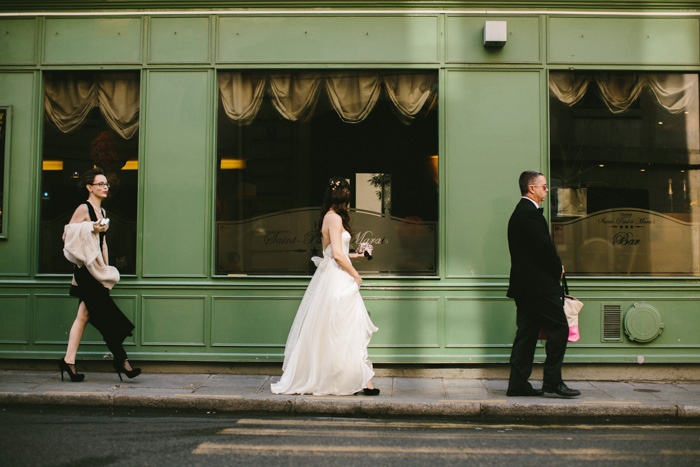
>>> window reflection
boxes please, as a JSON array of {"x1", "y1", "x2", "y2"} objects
[
  {"x1": 40, "y1": 71, "x2": 139, "y2": 274},
  {"x1": 216, "y1": 70, "x2": 438, "y2": 276},
  {"x1": 550, "y1": 71, "x2": 700, "y2": 276}
]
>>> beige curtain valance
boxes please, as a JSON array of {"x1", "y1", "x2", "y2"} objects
[
  {"x1": 218, "y1": 72, "x2": 267, "y2": 126},
  {"x1": 218, "y1": 71, "x2": 437, "y2": 126},
  {"x1": 268, "y1": 72, "x2": 323, "y2": 123},
  {"x1": 44, "y1": 72, "x2": 140, "y2": 140},
  {"x1": 549, "y1": 72, "x2": 698, "y2": 114}
]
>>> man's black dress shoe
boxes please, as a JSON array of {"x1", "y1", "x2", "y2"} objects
[
  {"x1": 542, "y1": 382, "x2": 581, "y2": 398},
  {"x1": 506, "y1": 387, "x2": 544, "y2": 397}
]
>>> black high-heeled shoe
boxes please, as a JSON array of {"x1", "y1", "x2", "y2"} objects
[
  {"x1": 113, "y1": 360, "x2": 141, "y2": 381},
  {"x1": 59, "y1": 358, "x2": 85, "y2": 382},
  {"x1": 354, "y1": 387, "x2": 380, "y2": 396}
]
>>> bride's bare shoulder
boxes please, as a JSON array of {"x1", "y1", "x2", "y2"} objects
[
  {"x1": 322, "y1": 211, "x2": 342, "y2": 233},
  {"x1": 323, "y1": 210, "x2": 341, "y2": 221}
]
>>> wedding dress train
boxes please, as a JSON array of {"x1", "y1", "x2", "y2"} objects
[{"x1": 271, "y1": 231, "x2": 378, "y2": 395}]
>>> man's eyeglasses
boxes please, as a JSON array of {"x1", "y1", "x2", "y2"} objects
[
  {"x1": 91, "y1": 183, "x2": 110, "y2": 188},
  {"x1": 529, "y1": 184, "x2": 548, "y2": 190}
]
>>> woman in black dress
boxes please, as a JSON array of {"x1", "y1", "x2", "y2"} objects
[{"x1": 60, "y1": 168, "x2": 140, "y2": 382}]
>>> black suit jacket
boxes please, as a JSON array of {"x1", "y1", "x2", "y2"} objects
[{"x1": 506, "y1": 198, "x2": 563, "y2": 299}]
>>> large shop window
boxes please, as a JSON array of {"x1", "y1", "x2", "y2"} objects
[
  {"x1": 549, "y1": 71, "x2": 699, "y2": 276},
  {"x1": 216, "y1": 70, "x2": 438, "y2": 276},
  {"x1": 40, "y1": 71, "x2": 140, "y2": 274}
]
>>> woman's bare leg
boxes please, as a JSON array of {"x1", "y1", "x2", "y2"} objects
[{"x1": 63, "y1": 302, "x2": 88, "y2": 368}]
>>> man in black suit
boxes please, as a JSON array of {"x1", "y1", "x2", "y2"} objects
[{"x1": 506, "y1": 171, "x2": 580, "y2": 398}]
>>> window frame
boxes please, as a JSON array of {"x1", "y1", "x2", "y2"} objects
[
  {"x1": 38, "y1": 70, "x2": 141, "y2": 274},
  {"x1": 0, "y1": 105, "x2": 12, "y2": 240},
  {"x1": 213, "y1": 69, "x2": 440, "y2": 278},
  {"x1": 548, "y1": 70, "x2": 700, "y2": 277}
]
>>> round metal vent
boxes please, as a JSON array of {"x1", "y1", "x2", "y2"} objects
[{"x1": 624, "y1": 303, "x2": 664, "y2": 343}]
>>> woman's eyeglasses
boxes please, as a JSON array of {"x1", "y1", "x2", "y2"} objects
[{"x1": 91, "y1": 183, "x2": 110, "y2": 188}]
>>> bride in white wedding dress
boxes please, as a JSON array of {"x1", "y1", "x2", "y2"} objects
[{"x1": 271, "y1": 177, "x2": 379, "y2": 396}]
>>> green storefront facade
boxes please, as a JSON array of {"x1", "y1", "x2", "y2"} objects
[{"x1": 1, "y1": 1, "x2": 699, "y2": 365}]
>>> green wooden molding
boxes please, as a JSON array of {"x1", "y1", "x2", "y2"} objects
[{"x1": 0, "y1": 1, "x2": 698, "y2": 14}]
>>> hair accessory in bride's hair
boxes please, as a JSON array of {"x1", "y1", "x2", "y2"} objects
[{"x1": 330, "y1": 180, "x2": 341, "y2": 190}]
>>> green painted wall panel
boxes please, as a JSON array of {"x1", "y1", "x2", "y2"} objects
[
  {"x1": 44, "y1": 18, "x2": 142, "y2": 64},
  {"x1": 0, "y1": 72, "x2": 37, "y2": 276},
  {"x1": 142, "y1": 296, "x2": 206, "y2": 345},
  {"x1": 34, "y1": 294, "x2": 136, "y2": 345},
  {"x1": 548, "y1": 17, "x2": 700, "y2": 65},
  {"x1": 365, "y1": 297, "x2": 440, "y2": 348},
  {"x1": 217, "y1": 15, "x2": 440, "y2": 64},
  {"x1": 2, "y1": 8, "x2": 700, "y2": 364},
  {"x1": 211, "y1": 296, "x2": 297, "y2": 346},
  {"x1": 4, "y1": 286, "x2": 700, "y2": 363},
  {"x1": 0, "y1": 295, "x2": 29, "y2": 343},
  {"x1": 149, "y1": 17, "x2": 211, "y2": 64},
  {"x1": 445, "y1": 16, "x2": 541, "y2": 64},
  {"x1": 445, "y1": 298, "x2": 515, "y2": 347},
  {"x1": 141, "y1": 70, "x2": 210, "y2": 277},
  {"x1": 34, "y1": 295, "x2": 81, "y2": 344},
  {"x1": 444, "y1": 70, "x2": 543, "y2": 278},
  {"x1": 0, "y1": 19, "x2": 37, "y2": 65}
]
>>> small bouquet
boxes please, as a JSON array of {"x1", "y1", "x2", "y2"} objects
[{"x1": 357, "y1": 242, "x2": 373, "y2": 260}]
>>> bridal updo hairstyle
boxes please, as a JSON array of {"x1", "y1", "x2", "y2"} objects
[{"x1": 319, "y1": 176, "x2": 353, "y2": 235}]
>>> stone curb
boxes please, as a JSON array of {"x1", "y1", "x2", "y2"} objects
[
  {"x1": 481, "y1": 402, "x2": 680, "y2": 420},
  {"x1": 677, "y1": 405, "x2": 700, "y2": 419},
  {"x1": 1, "y1": 392, "x2": 697, "y2": 421}
]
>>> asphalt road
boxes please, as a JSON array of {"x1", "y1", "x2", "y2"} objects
[{"x1": 1, "y1": 406, "x2": 699, "y2": 466}]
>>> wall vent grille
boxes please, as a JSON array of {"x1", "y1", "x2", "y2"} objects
[{"x1": 602, "y1": 304, "x2": 622, "y2": 341}]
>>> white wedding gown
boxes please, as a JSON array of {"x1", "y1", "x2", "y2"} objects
[{"x1": 271, "y1": 231, "x2": 378, "y2": 395}]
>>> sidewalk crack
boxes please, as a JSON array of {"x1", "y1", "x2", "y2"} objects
[{"x1": 190, "y1": 374, "x2": 212, "y2": 393}]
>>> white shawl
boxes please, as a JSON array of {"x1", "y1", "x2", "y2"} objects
[{"x1": 63, "y1": 221, "x2": 120, "y2": 290}]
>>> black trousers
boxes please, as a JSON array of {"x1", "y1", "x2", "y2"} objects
[{"x1": 508, "y1": 293, "x2": 569, "y2": 390}]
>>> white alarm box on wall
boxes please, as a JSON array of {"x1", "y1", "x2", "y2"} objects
[{"x1": 484, "y1": 21, "x2": 507, "y2": 47}]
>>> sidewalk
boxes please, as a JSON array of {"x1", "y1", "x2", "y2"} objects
[{"x1": 2, "y1": 369, "x2": 699, "y2": 421}]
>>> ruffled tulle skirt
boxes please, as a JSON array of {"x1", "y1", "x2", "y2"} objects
[{"x1": 271, "y1": 255, "x2": 378, "y2": 395}]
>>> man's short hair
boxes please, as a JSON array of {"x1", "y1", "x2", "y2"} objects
[{"x1": 518, "y1": 170, "x2": 543, "y2": 195}]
